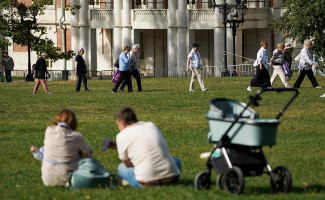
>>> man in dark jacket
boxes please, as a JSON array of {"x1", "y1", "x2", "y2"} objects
[{"x1": 33, "y1": 52, "x2": 53, "y2": 94}]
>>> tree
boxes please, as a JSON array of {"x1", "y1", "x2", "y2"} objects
[
  {"x1": 0, "y1": 0, "x2": 79, "y2": 62},
  {"x1": 272, "y1": 0, "x2": 325, "y2": 59}
]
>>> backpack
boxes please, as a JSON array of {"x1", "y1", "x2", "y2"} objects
[
  {"x1": 68, "y1": 158, "x2": 117, "y2": 190},
  {"x1": 114, "y1": 58, "x2": 119, "y2": 68},
  {"x1": 32, "y1": 63, "x2": 37, "y2": 72}
]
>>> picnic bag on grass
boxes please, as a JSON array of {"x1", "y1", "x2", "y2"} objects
[
  {"x1": 112, "y1": 69, "x2": 120, "y2": 83},
  {"x1": 68, "y1": 158, "x2": 117, "y2": 189}
]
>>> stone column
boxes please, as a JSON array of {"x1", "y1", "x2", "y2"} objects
[
  {"x1": 71, "y1": 0, "x2": 80, "y2": 70},
  {"x1": 113, "y1": 0, "x2": 122, "y2": 61},
  {"x1": 122, "y1": 0, "x2": 131, "y2": 48},
  {"x1": 167, "y1": 0, "x2": 177, "y2": 69},
  {"x1": 148, "y1": 0, "x2": 154, "y2": 9},
  {"x1": 157, "y1": 0, "x2": 163, "y2": 9},
  {"x1": 214, "y1": 0, "x2": 224, "y2": 73},
  {"x1": 79, "y1": 0, "x2": 89, "y2": 70},
  {"x1": 177, "y1": 0, "x2": 188, "y2": 72}
]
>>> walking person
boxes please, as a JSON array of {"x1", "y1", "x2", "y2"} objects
[
  {"x1": 1, "y1": 52, "x2": 14, "y2": 82},
  {"x1": 186, "y1": 43, "x2": 207, "y2": 92},
  {"x1": 293, "y1": 39, "x2": 320, "y2": 89},
  {"x1": 33, "y1": 52, "x2": 53, "y2": 95},
  {"x1": 75, "y1": 48, "x2": 91, "y2": 92},
  {"x1": 112, "y1": 46, "x2": 133, "y2": 93},
  {"x1": 30, "y1": 109, "x2": 92, "y2": 186},
  {"x1": 269, "y1": 42, "x2": 291, "y2": 88},
  {"x1": 247, "y1": 40, "x2": 271, "y2": 91},
  {"x1": 120, "y1": 44, "x2": 142, "y2": 92},
  {"x1": 283, "y1": 43, "x2": 293, "y2": 81}
]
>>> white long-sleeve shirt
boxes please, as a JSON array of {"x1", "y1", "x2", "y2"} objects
[
  {"x1": 253, "y1": 47, "x2": 268, "y2": 69},
  {"x1": 298, "y1": 48, "x2": 315, "y2": 70}
]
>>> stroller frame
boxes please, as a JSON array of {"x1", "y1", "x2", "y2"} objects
[{"x1": 194, "y1": 88, "x2": 299, "y2": 194}]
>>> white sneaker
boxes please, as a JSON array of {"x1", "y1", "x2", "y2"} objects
[
  {"x1": 320, "y1": 93, "x2": 325, "y2": 98},
  {"x1": 247, "y1": 86, "x2": 252, "y2": 91},
  {"x1": 189, "y1": 90, "x2": 194, "y2": 92},
  {"x1": 315, "y1": 86, "x2": 321, "y2": 89},
  {"x1": 202, "y1": 88, "x2": 207, "y2": 91},
  {"x1": 47, "y1": 91, "x2": 54, "y2": 94}
]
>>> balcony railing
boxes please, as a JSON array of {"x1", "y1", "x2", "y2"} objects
[
  {"x1": 133, "y1": 9, "x2": 167, "y2": 22},
  {"x1": 189, "y1": 9, "x2": 215, "y2": 21},
  {"x1": 90, "y1": 9, "x2": 113, "y2": 21},
  {"x1": 245, "y1": 8, "x2": 269, "y2": 21},
  {"x1": 89, "y1": 8, "x2": 268, "y2": 23}
]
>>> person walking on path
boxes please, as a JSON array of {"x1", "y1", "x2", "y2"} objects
[
  {"x1": 293, "y1": 39, "x2": 321, "y2": 89},
  {"x1": 30, "y1": 109, "x2": 92, "y2": 187},
  {"x1": 75, "y1": 48, "x2": 91, "y2": 92},
  {"x1": 33, "y1": 52, "x2": 53, "y2": 95},
  {"x1": 283, "y1": 43, "x2": 293, "y2": 71},
  {"x1": 106, "y1": 107, "x2": 181, "y2": 188},
  {"x1": 186, "y1": 43, "x2": 207, "y2": 92},
  {"x1": 1, "y1": 52, "x2": 14, "y2": 82},
  {"x1": 112, "y1": 46, "x2": 133, "y2": 93},
  {"x1": 120, "y1": 44, "x2": 142, "y2": 92},
  {"x1": 270, "y1": 42, "x2": 291, "y2": 88},
  {"x1": 247, "y1": 40, "x2": 271, "y2": 91}
]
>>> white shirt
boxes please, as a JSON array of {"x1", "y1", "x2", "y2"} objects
[
  {"x1": 253, "y1": 47, "x2": 268, "y2": 69},
  {"x1": 188, "y1": 49, "x2": 201, "y2": 68},
  {"x1": 116, "y1": 121, "x2": 180, "y2": 182},
  {"x1": 298, "y1": 48, "x2": 315, "y2": 70}
]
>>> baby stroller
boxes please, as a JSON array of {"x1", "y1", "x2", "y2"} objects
[{"x1": 194, "y1": 88, "x2": 299, "y2": 194}]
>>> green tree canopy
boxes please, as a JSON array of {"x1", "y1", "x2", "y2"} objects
[
  {"x1": 0, "y1": 0, "x2": 79, "y2": 62},
  {"x1": 272, "y1": 0, "x2": 325, "y2": 59}
]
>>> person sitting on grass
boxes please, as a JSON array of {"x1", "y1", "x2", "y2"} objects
[
  {"x1": 30, "y1": 109, "x2": 92, "y2": 187},
  {"x1": 106, "y1": 107, "x2": 181, "y2": 188}
]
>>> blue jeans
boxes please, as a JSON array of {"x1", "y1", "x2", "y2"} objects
[
  {"x1": 5, "y1": 70, "x2": 12, "y2": 82},
  {"x1": 117, "y1": 157, "x2": 181, "y2": 188}
]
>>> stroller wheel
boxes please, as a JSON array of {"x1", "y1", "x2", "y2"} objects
[
  {"x1": 270, "y1": 166, "x2": 292, "y2": 193},
  {"x1": 224, "y1": 166, "x2": 245, "y2": 194},
  {"x1": 216, "y1": 174, "x2": 224, "y2": 190},
  {"x1": 194, "y1": 171, "x2": 211, "y2": 190}
]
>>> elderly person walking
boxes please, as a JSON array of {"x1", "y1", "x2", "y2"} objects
[
  {"x1": 186, "y1": 43, "x2": 207, "y2": 92},
  {"x1": 269, "y1": 42, "x2": 290, "y2": 88},
  {"x1": 120, "y1": 44, "x2": 142, "y2": 92},
  {"x1": 1, "y1": 52, "x2": 14, "y2": 82},
  {"x1": 293, "y1": 39, "x2": 320, "y2": 88},
  {"x1": 75, "y1": 48, "x2": 90, "y2": 92},
  {"x1": 112, "y1": 46, "x2": 133, "y2": 93},
  {"x1": 247, "y1": 40, "x2": 271, "y2": 91},
  {"x1": 33, "y1": 52, "x2": 53, "y2": 95}
]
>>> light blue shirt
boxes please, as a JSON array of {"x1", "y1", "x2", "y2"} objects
[
  {"x1": 298, "y1": 48, "x2": 316, "y2": 70},
  {"x1": 253, "y1": 47, "x2": 268, "y2": 69},
  {"x1": 188, "y1": 49, "x2": 201, "y2": 68},
  {"x1": 119, "y1": 52, "x2": 130, "y2": 72}
]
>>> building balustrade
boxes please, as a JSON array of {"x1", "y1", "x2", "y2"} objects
[
  {"x1": 89, "y1": 8, "x2": 269, "y2": 23},
  {"x1": 133, "y1": 9, "x2": 167, "y2": 22}
]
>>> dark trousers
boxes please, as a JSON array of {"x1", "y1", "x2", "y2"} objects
[
  {"x1": 120, "y1": 69, "x2": 142, "y2": 91},
  {"x1": 5, "y1": 70, "x2": 12, "y2": 82},
  {"x1": 250, "y1": 66, "x2": 271, "y2": 88},
  {"x1": 294, "y1": 69, "x2": 319, "y2": 88},
  {"x1": 112, "y1": 71, "x2": 133, "y2": 92},
  {"x1": 75, "y1": 73, "x2": 88, "y2": 91}
]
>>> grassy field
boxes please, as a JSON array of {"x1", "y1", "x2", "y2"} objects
[{"x1": 0, "y1": 75, "x2": 324, "y2": 200}]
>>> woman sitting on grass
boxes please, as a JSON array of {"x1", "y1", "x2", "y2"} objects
[{"x1": 30, "y1": 109, "x2": 92, "y2": 187}]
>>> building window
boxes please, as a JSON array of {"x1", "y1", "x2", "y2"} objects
[{"x1": 46, "y1": 58, "x2": 53, "y2": 68}]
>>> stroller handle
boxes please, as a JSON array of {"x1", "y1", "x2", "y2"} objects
[{"x1": 249, "y1": 88, "x2": 299, "y2": 119}]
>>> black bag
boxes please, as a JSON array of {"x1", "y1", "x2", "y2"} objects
[
  {"x1": 114, "y1": 59, "x2": 119, "y2": 68},
  {"x1": 32, "y1": 63, "x2": 37, "y2": 72}
]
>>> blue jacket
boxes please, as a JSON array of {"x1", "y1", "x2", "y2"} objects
[{"x1": 119, "y1": 52, "x2": 130, "y2": 71}]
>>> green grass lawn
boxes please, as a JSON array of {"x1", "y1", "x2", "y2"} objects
[{"x1": 0, "y1": 75, "x2": 324, "y2": 200}]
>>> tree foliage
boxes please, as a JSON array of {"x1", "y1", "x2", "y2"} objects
[
  {"x1": 272, "y1": 0, "x2": 325, "y2": 59},
  {"x1": 0, "y1": 0, "x2": 80, "y2": 62}
]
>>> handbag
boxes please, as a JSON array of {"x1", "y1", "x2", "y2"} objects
[
  {"x1": 68, "y1": 158, "x2": 117, "y2": 190},
  {"x1": 112, "y1": 69, "x2": 120, "y2": 83},
  {"x1": 282, "y1": 61, "x2": 292, "y2": 78}
]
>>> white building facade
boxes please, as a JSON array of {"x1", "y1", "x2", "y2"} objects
[{"x1": 5, "y1": 0, "x2": 296, "y2": 75}]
